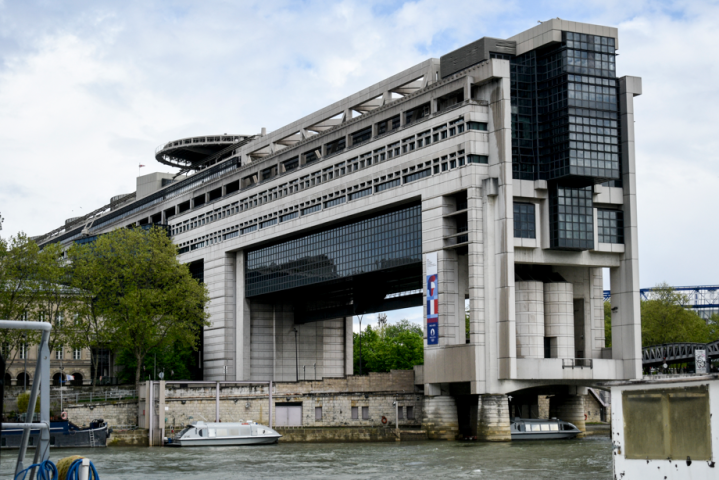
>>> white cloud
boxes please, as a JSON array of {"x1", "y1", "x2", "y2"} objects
[{"x1": 0, "y1": 0, "x2": 716, "y2": 292}]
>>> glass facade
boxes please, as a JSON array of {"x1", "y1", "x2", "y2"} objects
[
  {"x1": 549, "y1": 185, "x2": 594, "y2": 250},
  {"x1": 505, "y1": 30, "x2": 622, "y2": 250},
  {"x1": 513, "y1": 203, "x2": 536, "y2": 239},
  {"x1": 597, "y1": 209, "x2": 624, "y2": 244},
  {"x1": 245, "y1": 205, "x2": 422, "y2": 297}
]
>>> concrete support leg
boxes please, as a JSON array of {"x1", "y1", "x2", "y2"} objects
[
  {"x1": 549, "y1": 394, "x2": 586, "y2": 437},
  {"x1": 477, "y1": 394, "x2": 511, "y2": 441},
  {"x1": 421, "y1": 396, "x2": 459, "y2": 440}
]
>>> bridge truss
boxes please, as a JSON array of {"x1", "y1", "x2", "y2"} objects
[{"x1": 604, "y1": 285, "x2": 719, "y2": 319}]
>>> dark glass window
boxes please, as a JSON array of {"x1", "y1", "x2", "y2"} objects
[
  {"x1": 241, "y1": 224, "x2": 258, "y2": 234},
  {"x1": 513, "y1": 203, "x2": 536, "y2": 239},
  {"x1": 301, "y1": 204, "x2": 321, "y2": 216},
  {"x1": 305, "y1": 150, "x2": 319, "y2": 165},
  {"x1": 223, "y1": 230, "x2": 239, "y2": 240},
  {"x1": 467, "y1": 155, "x2": 488, "y2": 164},
  {"x1": 375, "y1": 179, "x2": 400, "y2": 193},
  {"x1": 468, "y1": 122, "x2": 488, "y2": 131},
  {"x1": 245, "y1": 205, "x2": 422, "y2": 297},
  {"x1": 324, "y1": 197, "x2": 346, "y2": 208},
  {"x1": 351, "y1": 127, "x2": 372, "y2": 146},
  {"x1": 260, "y1": 218, "x2": 278, "y2": 228},
  {"x1": 348, "y1": 188, "x2": 372, "y2": 201},
  {"x1": 597, "y1": 209, "x2": 623, "y2": 244},
  {"x1": 325, "y1": 137, "x2": 346, "y2": 156},
  {"x1": 280, "y1": 212, "x2": 299, "y2": 222},
  {"x1": 403, "y1": 169, "x2": 431, "y2": 184},
  {"x1": 549, "y1": 185, "x2": 594, "y2": 250},
  {"x1": 283, "y1": 157, "x2": 299, "y2": 172}
]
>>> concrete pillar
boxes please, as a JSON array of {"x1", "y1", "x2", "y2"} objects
[
  {"x1": 477, "y1": 394, "x2": 511, "y2": 441},
  {"x1": 421, "y1": 396, "x2": 459, "y2": 440},
  {"x1": 549, "y1": 394, "x2": 586, "y2": 437},
  {"x1": 613, "y1": 76, "x2": 643, "y2": 379},
  {"x1": 515, "y1": 281, "x2": 545, "y2": 358},
  {"x1": 235, "y1": 251, "x2": 251, "y2": 380},
  {"x1": 544, "y1": 282, "x2": 574, "y2": 358}
]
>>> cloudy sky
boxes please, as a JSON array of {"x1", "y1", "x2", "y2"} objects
[{"x1": 1, "y1": 1, "x2": 717, "y2": 327}]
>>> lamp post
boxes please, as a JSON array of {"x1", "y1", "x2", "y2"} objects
[
  {"x1": 357, "y1": 315, "x2": 364, "y2": 375},
  {"x1": 23, "y1": 334, "x2": 27, "y2": 391},
  {"x1": 293, "y1": 327, "x2": 299, "y2": 382}
]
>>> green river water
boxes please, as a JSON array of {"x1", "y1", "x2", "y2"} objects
[{"x1": 2, "y1": 437, "x2": 612, "y2": 479}]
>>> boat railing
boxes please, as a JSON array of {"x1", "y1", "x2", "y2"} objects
[
  {"x1": 562, "y1": 358, "x2": 594, "y2": 369},
  {"x1": 0, "y1": 320, "x2": 51, "y2": 478}
]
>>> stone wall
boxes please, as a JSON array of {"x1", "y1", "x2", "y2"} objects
[
  {"x1": 65, "y1": 401, "x2": 138, "y2": 428},
  {"x1": 276, "y1": 426, "x2": 398, "y2": 443},
  {"x1": 157, "y1": 370, "x2": 421, "y2": 431},
  {"x1": 3, "y1": 385, "x2": 136, "y2": 413}
]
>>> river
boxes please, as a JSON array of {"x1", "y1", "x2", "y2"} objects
[{"x1": 2, "y1": 437, "x2": 612, "y2": 479}]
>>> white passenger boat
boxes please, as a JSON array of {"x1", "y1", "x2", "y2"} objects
[
  {"x1": 166, "y1": 420, "x2": 281, "y2": 446},
  {"x1": 510, "y1": 418, "x2": 581, "y2": 440}
]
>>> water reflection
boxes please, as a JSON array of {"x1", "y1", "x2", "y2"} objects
[{"x1": 2, "y1": 437, "x2": 611, "y2": 479}]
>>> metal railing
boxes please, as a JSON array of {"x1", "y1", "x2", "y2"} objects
[
  {"x1": 0, "y1": 320, "x2": 51, "y2": 478},
  {"x1": 562, "y1": 358, "x2": 594, "y2": 369},
  {"x1": 50, "y1": 388, "x2": 137, "y2": 405}
]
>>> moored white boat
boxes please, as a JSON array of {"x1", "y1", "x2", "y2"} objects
[
  {"x1": 166, "y1": 420, "x2": 281, "y2": 446},
  {"x1": 510, "y1": 417, "x2": 580, "y2": 440}
]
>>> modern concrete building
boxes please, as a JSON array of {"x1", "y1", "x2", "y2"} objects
[{"x1": 37, "y1": 19, "x2": 642, "y2": 439}]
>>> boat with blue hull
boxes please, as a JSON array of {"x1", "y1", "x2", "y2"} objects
[
  {"x1": 510, "y1": 418, "x2": 581, "y2": 440},
  {"x1": 1, "y1": 419, "x2": 110, "y2": 449}
]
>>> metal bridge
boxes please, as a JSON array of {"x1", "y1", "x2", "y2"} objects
[
  {"x1": 604, "y1": 285, "x2": 719, "y2": 319},
  {"x1": 642, "y1": 340, "x2": 719, "y2": 366}
]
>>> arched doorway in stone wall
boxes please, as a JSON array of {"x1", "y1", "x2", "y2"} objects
[
  {"x1": 52, "y1": 372, "x2": 63, "y2": 386},
  {"x1": 16, "y1": 372, "x2": 30, "y2": 389},
  {"x1": 4, "y1": 372, "x2": 12, "y2": 387},
  {"x1": 71, "y1": 373, "x2": 83, "y2": 386}
]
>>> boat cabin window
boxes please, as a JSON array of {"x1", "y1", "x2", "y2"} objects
[
  {"x1": 198, "y1": 428, "x2": 204, "y2": 437},
  {"x1": 178, "y1": 427, "x2": 192, "y2": 437},
  {"x1": 549, "y1": 424, "x2": 559, "y2": 431}
]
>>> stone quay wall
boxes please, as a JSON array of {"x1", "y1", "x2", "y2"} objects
[
  {"x1": 66, "y1": 401, "x2": 138, "y2": 428},
  {"x1": 160, "y1": 370, "x2": 422, "y2": 432}
]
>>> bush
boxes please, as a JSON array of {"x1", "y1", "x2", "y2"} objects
[{"x1": 17, "y1": 392, "x2": 40, "y2": 414}]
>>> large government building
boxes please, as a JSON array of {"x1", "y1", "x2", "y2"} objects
[{"x1": 37, "y1": 19, "x2": 642, "y2": 437}]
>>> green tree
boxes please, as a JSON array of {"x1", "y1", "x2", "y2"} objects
[
  {"x1": 707, "y1": 313, "x2": 719, "y2": 343},
  {"x1": 353, "y1": 319, "x2": 423, "y2": 373},
  {"x1": 641, "y1": 283, "x2": 709, "y2": 346},
  {"x1": 116, "y1": 340, "x2": 201, "y2": 383},
  {"x1": 604, "y1": 301, "x2": 612, "y2": 348},
  {"x1": 0, "y1": 233, "x2": 65, "y2": 371},
  {"x1": 67, "y1": 227, "x2": 209, "y2": 387}
]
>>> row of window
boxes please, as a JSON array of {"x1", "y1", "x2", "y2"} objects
[
  {"x1": 170, "y1": 117, "x2": 488, "y2": 240},
  {"x1": 177, "y1": 147, "x2": 482, "y2": 255},
  {"x1": 514, "y1": 201, "x2": 623, "y2": 244},
  {"x1": 7, "y1": 344, "x2": 82, "y2": 360}
]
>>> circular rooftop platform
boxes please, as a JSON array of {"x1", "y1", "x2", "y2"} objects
[{"x1": 155, "y1": 134, "x2": 250, "y2": 170}]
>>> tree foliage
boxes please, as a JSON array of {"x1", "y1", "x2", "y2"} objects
[
  {"x1": 641, "y1": 283, "x2": 714, "y2": 346},
  {"x1": 68, "y1": 227, "x2": 209, "y2": 387},
  {"x1": 0, "y1": 233, "x2": 66, "y2": 367},
  {"x1": 604, "y1": 301, "x2": 611, "y2": 348},
  {"x1": 353, "y1": 319, "x2": 423, "y2": 374}
]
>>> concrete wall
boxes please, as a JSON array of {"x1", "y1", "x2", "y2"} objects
[
  {"x1": 65, "y1": 401, "x2": 138, "y2": 428},
  {"x1": 515, "y1": 281, "x2": 544, "y2": 358},
  {"x1": 544, "y1": 282, "x2": 574, "y2": 359}
]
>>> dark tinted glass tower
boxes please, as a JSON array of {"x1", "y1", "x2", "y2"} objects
[{"x1": 505, "y1": 31, "x2": 620, "y2": 250}]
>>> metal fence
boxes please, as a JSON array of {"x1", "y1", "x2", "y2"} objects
[{"x1": 50, "y1": 389, "x2": 137, "y2": 404}]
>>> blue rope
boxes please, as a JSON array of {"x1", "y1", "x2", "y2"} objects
[
  {"x1": 14, "y1": 459, "x2": 57, "y2": 480},
  {"x1": 66, "y1": 459, "x2": 100, "y2": 480}
]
